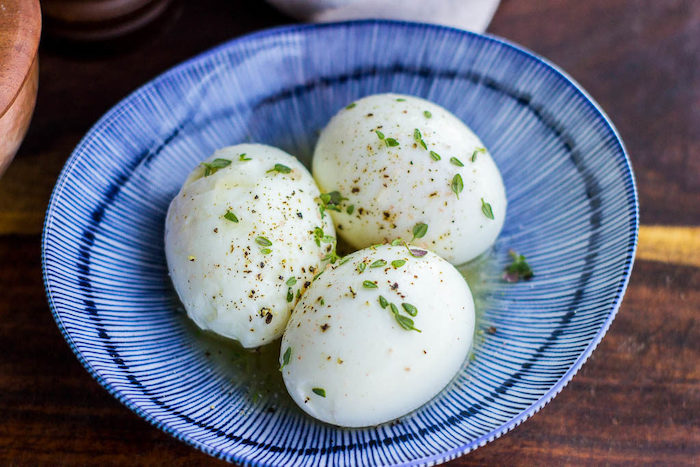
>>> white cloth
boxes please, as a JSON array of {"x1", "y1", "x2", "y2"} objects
[{"x1": 267, "y1": 0, "x2": 501, "y2": 33}]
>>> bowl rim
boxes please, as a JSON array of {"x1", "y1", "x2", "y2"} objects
[{"x1": 41, "y1": 19, "x2": 639, "y2": 466}]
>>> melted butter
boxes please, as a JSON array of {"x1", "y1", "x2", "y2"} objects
[
  {"x1": 182, "y1": 318, "x2": 292, "y2": 409},
  {"x1": 179, "y1": 247, "x2": 495, "y2": 409},
  {"x1": 457, "y1": 249, "x2": 494, "y2": 327},
  {"x1": 458, "y1": 248, "x2": 499, "y2": 361}
]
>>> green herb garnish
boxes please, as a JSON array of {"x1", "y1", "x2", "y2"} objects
[
  {"x1": 280, "y1": 347, "x2": 292, "y2": 370},
  {"x1": 256, "y1": 236, "x2": 272, "y2": 247},
  {"x1": 402, "y1": 303, "x2": 418, "y2": 316},
  {"x1": 450, "y1": 157, "x2": 464, "y2": 167},
  {"x1": 239, "y1": 153, "x2": 251, "y2": 161},
  {"x1": 266, "y1": 163, "x2": 292, "y2": 174},
  {"x1": 311, "y1": 225, "x2": 339, "y2": 265},
  {"x1": 313, "y1": 227, "x2": 324, "y2": 246},
  {"x1": 481, "y1": 198, "x2": 494, "y2": 220},
  {"x1": 338, "y1": 256, "x2": 351, "y2": 266},
  {"x1": 412, "y1": 222, "x2": 428, "y2": 241},
  {"x1": 424, "y1": 110, "x2": 432, "y2": 118},
  {"x1": 346, "y1": 102, "x2": 356, "y2": 109},
  {"x1": 312, "y1": 227, "x2": 339, "y2": 264},
  {"x1": 224, "y1": 211, "x2": 239, "y2": 223},
  {"x1": 312, "y1": 388, "x2": 326, "y2": 397},
  {"x1": 379, "y1": 296, "x2": 389, "y2": 308},
  {"x1": 346, "y1": 204, "x2": 355, "y2": 215},
  {"x1": 370, "y1": 259, "x2": 387, "y2": 268},
  {"x1": 286, "y1": 277, "x2": 297, "y2": 286},
  {"x1": 357, "y1": 262, "x2": 366, "y2": 273},
  {"x1": 413, "y1": 128, "x2": 427, "y2": 150},
  {"x1": 396, "y1": 98, "x2": 406, "y2": 102},
  {"x1": 362, "y1": 280, "x2": 378, "y2": 289},
  {"x1": 319, "y1": 191, "x2": 347, "y2": 217},
  {"x1": 261, "y1": 248, "x2": 272, "y2": 255},
  {"x1": 429, "y1": 151, "x2": 441, "y2": 161},
  {"x1": 323, "y1": 249, "x2": 341, "y2": 264},
  {"x1": 402, "y1": 240, "x2": 428, "y2": 258},
  {"x1": 391, "y1": 259, "x2": 406, "y2": 268},
  {"x1": 286, "y1": 288, "x2": 293, "y2": 302},
  {"x1": 320, "y1": 191, "x2": 346, "y2": 207},
  {"x1": 504, "y1": 250, "x2": 534, "y2": 282},
  {"x1": 394, "y1": 313, "x2": 421, "y2": 332},
  {"x1": 391, "y1": 238, "x2": 403, "y2": 246},
  {"x1": 377, "y1": 130, "x2": 399, "y2": 147},
  {"x1": 388, "y1": 302, "x2": 421, "y2": 332},
  {"x1": 201, "y1": 158, "x2": 232, "y2": 176},
  {"x1": 471, "y1": 147, "x2": 486, "y2": 162},
  {"x1": 451, "y1": 174, "x2": 463, "y2": 198}
]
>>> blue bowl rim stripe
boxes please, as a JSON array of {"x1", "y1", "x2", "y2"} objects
[{"x1": 41, "y1": 19, "x2": 639, "y2": 466}]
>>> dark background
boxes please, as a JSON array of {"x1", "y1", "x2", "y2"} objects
[{"x1": 1, "y1": 0, "x2": 698, "y2": 465}]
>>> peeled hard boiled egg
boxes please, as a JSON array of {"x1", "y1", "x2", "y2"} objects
[
  {"x1": 165, "y1": 144, "x2": 335, "y2": 348},
  {"x1": 280, "y1": 244, "x2": 475, "y2": 427},
  {"x1": 312, "y1": 93, "x2": 506, "y2": 264}
]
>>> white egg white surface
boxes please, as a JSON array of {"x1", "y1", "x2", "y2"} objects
[
  {"x1": 165, "y1": 144, "x2": 335, "y2": 348},
  {"x1": 280, "y1": 244, "x2": 475, "y2": 427},
  {"x1": 312, "y1": 93, "x2": 506, "y2": 264}
]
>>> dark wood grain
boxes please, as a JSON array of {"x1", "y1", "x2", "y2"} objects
[
  {"x1": 1, "y1": 237, "x2": 697, "y2": 466},
  {"x1": 0, "y1": 0, "x2": 698, "y2": 465},
  {"x1": 489, "y1": 0, "x2": 700, "y2": 226}
]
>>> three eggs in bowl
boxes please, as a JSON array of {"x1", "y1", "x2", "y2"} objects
[
  {"x1": 164, "y1": 93, "x2": 507, "y2": 427},
  {"x1": 42, "y1": 20, "x2": 638, "y2": 465}
]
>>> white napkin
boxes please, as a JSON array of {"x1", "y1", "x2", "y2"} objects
[{"x1": 267, "y1": 0, "x2": 501, "y2": 33}]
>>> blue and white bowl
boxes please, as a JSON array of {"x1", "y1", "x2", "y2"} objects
[{"x1": 42, "y1": 20, "x2": 638, "y2": 465}]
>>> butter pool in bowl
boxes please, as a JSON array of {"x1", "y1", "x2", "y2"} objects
[{"x1": 42, "y1": 20, "x2": 638, "y2": 465}]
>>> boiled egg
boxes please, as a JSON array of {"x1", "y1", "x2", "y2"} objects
[
  {"x1": 165, "y1": 144, "x2": 335, "y2": 348},
  {"x1": 280, "y1": 244, "x2": 474, "y2": 427},
  {"x1": 312, "y1": 93, "x2": 506, "y2": 264}
]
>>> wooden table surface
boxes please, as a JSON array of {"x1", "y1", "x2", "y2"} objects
[{"x1": 1, "y1": 0, "x2": 698, "y2": 465}]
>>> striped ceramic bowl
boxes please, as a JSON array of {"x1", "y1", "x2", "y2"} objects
[{"x1": 42, "y1": 20, "x2": 638, "y2": 466}]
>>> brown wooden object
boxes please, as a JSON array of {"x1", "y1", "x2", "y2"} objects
[{"x1": 0, "y1": 0, "x2": 41, "y2": 176}]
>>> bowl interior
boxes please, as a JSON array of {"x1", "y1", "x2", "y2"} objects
[{"x1": 43, "y1": 21, "x2": 637, "y2": 466}]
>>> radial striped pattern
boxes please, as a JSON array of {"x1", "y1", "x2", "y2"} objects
[{"x1": 42, "y1": 20, "x2": 638, "y2": 466}]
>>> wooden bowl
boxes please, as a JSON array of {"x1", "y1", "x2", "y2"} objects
[
  {"x1": 42, "y1": 0, "x2": 172, "y2": 41},
  {"x1": 0, "y1": 0, "x2": 41, "y2": 177}
]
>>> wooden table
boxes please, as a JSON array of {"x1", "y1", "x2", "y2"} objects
[{"x1": 1, "y1": 0, "x2": 697, "y2": 464}]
